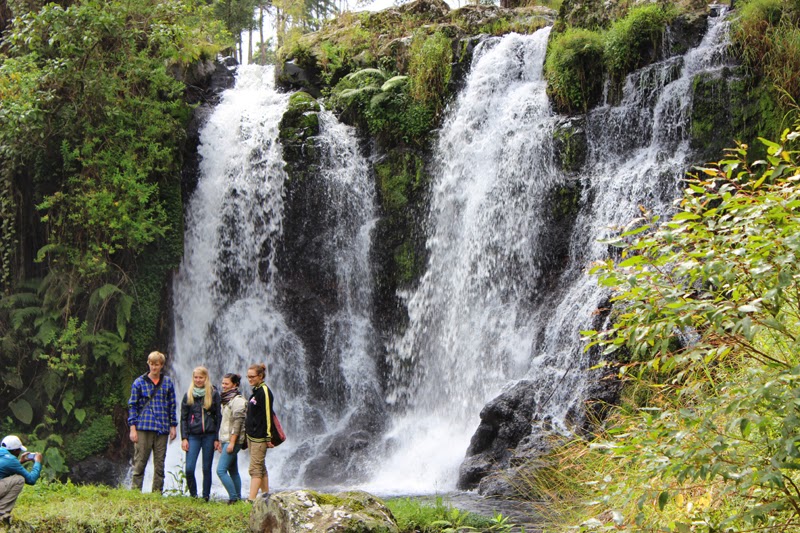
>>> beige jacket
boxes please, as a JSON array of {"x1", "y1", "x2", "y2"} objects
[{"x1": 219, "y1": 394, "x2": 247, "y2": 444}]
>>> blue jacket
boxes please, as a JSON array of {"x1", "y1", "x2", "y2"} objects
[{"x1": 0, "y1": 448, "x2": 41, "y2": 485}]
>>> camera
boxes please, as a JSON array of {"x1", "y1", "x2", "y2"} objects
[{"x1": 24, "y1": 452, "x2": 36, "y2": 461}]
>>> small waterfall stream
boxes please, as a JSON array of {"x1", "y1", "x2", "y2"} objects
[
  {"x1": 161, "y1": 9, "x2": 732, "y2": 497},
  {"x1": 165, "y1": 66, "x2": 379, "y2": 493}
]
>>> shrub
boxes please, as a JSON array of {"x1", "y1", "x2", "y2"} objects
[
  {"x1": 581, "y1": 129, "x2": 800, "y2": 530},
  {"x1": 604, "y1": 4, "x2": 675, "y2": 82},
  {"x1": 408, "y1": 30, "x2": 453, "y2": 118},
  {"x1": 66, "y1": 415, "x2": 117, "y2": 463},
  {"x1": 733, "y1": 0, "x2": 800, "y2": 115},
  {"x1": 544, "y1": 28, "x2": 605, "y2": 114}
]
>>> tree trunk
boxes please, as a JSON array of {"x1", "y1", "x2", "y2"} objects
[{"x1": 248, "y1": 28, "x2": 253, "y2": 63}]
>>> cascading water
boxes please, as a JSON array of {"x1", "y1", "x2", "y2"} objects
[
  {"x1": 366, "y1": 10, "x2": 732, "y2": 494},
  {"x1": 158, "y1": 9, "x2": 732, "y2": 497},
  {"x1": 164, "y1": 65, "x2": 380, "y2": 493}
]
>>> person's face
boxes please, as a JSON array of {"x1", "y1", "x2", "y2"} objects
[
  {"x1": 221, "y1": 377, "x2": 234, "y2": 392},
  {"x1": 193, "y1": 372, "x2": 207, "y2": 388},
  {"x1": 247, "y1": 370, "x2": 263, "y2": 386},
  {"x1": 148, "y1": 360, "x2": 164, "y2": 374}
]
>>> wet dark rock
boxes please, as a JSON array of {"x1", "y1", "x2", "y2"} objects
[
  {"x1": 69, "y1": 456, "x2": 129, "y2": 487},
  {"x1": 667, "y1": 12, "x2": 708, "y2": 57},
  {"x1": 552, "y1": 117, "x2": 587, "y2": 173},
  {"x1": 181, "y1": 59, "x2": 236, "y2": 201},
  {"x1": 302, "y1": 389, "x2": 389, "y2": 486},
  {"x1": 457, "y1": 380, "x2": 539, "y2": 490},
  {"x1": 275, "y1": 60, "x2": 324, "y2": 98}
]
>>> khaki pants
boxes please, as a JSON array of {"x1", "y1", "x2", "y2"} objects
[
  {"x1": 131, "y1": 431, "x2": 168, "y2": 493},
  {"x1": 0, "y1": 475, "x2": 24, "y2": 517},
  {"x1": 248, "y1": 440, "x2": 268, "y2": 478}
]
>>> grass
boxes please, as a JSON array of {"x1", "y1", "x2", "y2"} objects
[
  {"x1": 6, "y1": 482, "x2": 520, "y2": 532},
  {"x1": 9, "y1": 482, "x2": 251, "y2": 532},
  {"x1": 516, "y1": 341, "x2": 800, "y2": 531}
]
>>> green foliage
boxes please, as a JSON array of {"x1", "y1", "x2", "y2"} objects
[
  {"x1": 544, "y1": 28, "x2": 605, "y2": 114},
  {"x1": 332, "y1": 67, "x2": 432, "y2": 147},
  {"x1": 386, "y1": 497, "x2": 516, "y2": 533},
  {"x1": 0, "y1": 0, "x2": 221, "y2": 442},
  {"x1": 579, "y1": 128, "x2": 800, "y2": 529},
  {"x1": 732, "y1": 0, "x2": 800, "y2": 125},
  {"x1": 604, "y1": 4, "x2": 675, "y2": 83},
  {"x1": 65, "y1": 415, "x2": 116, "y2": 463},
  {"x1": 408, "y1": 31, "x2": 452, "y2": 119},
  {"x1": 212, "y1": 0, "x2": 257, "y2": 51}
]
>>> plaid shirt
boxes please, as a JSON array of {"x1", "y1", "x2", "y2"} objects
[{"x1": 127, "y1": 373, "x2": 178, "y2": 435}]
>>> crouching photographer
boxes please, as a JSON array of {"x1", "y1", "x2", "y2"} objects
[{"x1": 0, "y1": 435, "x2": 42, "y2": 525}]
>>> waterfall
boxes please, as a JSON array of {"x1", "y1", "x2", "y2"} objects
[
  {"x1": 161, "y1": 9, "x2": 732, "y2": 496},
  {"x1": 165, "y1": 65, "x2": 379, "y2": 493},
  {"x1": 366, "y1": 10, "x2": 732, "y2": 494}
]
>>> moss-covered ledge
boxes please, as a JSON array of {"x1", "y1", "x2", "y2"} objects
[{"x1": 278, "y1": 91, "x2": 322, "y2": 181}]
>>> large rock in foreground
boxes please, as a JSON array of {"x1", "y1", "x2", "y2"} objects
[{"x1": 249, "y1": 490, "x2": 399, "y2": 533}]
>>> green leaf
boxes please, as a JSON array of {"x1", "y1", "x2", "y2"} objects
[
  {"x1": 10, "y1": 398, "x2": 34, "y2": 425},
  {"x1": 619, "y1": 255, "x2": 645, "y2": 267},
  {"x1": 62, "y1": 389, "x2": 75, "y2": 414},
  {"x1": 74, "y1": 408, "x2": 86, "y2": 424},
  {"x1": 381, "y1": 75, "x2": 408, "y2": 91},
  {"x1": 658, "y1": 491, "x2": 669, "y2": 511}
]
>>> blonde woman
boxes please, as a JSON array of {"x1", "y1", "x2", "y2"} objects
[{"x1": 180, "y1": 366, "x2": 221, "y2": 500}]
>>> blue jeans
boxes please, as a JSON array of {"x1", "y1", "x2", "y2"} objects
[
  {"x1": 185, "y1": 433, "x2": 216, "y2": 499},
  {"x1": 216, "y1": 442, "x2": 242, "y2": 501}
]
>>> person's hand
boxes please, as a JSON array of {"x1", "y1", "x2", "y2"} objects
[
  {"x1": 226, "y1": 442, "x2": 234, "y2": 454},
  {"x1": 34, "y1": 452, "x2": 43, "y2": 463},
  {"x1": 267, "y1": 442, "x2": 275, "y2": 449},
  {"x1": 214, "y1": 440, "x2": 221, "y2": 452},
  {"x1": 181, "y1": 439, "x2": 189, "y2": 452},
  {"x1": 169, "y1": 427, "x2": 177, "y2": 442},
  {"x1": 129, "y1": 427, "x2": 138, "y2": 443}
]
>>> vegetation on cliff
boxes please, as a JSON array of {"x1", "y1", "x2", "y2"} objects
[
  {"x1": 516, "y1": 118, "x2": 800, "y2": 532},
  {"x1": 0, "y1": 0, "x2": 227, "y2": 472}
]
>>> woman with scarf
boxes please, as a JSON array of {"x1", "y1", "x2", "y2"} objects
[
  {"x1": 216, "y1": 373, "x2": 246, "y2": 503},
  {"x1": 180, "y1": 366, "x2": 221, "y2": 501}
]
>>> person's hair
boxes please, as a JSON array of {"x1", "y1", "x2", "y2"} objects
[
  {"x1": 147, "y1": 351, "x2": 166, "y2": 365},
  {"x1": 223, "y1": 373, "x2": 241, "y2": 387},
  {"x1": 187, "y1": 366, "x2": 213, "y2": 409},
  {"x1": 248, "y1": 363, "x2": 266, "y2": 382}
]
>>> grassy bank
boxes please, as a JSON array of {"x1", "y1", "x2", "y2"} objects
[{"x1": 5, "y1": 481, "x2": 519, "y2": 532}]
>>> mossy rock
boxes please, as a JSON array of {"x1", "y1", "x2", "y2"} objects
[
  {"x1": 279, "y1": 92, "x2": 321, "y2": 179},
  {"x1": 552, "y1": 118, "x2": 587, "y2": 172},
  {"x1": 544, "y1": 28, "x2": 605, "y2": 114},
  {"x1": 248, "y1": 490, "x2": 399, "y2": 533}
]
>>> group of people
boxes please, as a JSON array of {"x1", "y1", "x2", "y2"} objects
[
  {"x1": 127, "y1": 351, "x2": 279, "y2": 503},
  {"x1": 0, "y1": 349, "x2": 278, "y2": 522}
]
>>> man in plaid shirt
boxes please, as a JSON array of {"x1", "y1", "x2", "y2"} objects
[{"x1": 127, "y1": 351, "x2": 178, "y2": 494}]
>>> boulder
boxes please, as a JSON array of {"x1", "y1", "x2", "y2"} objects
[
  {"x1": 249, "y1": 490, "x2": 399, "y2": 533},
  {"x1": 68, "y1": 457, "x2": 129, "y2": 487},
  {"x1": 457, "y1": 380, "x2": 539, "y2": 490}
]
